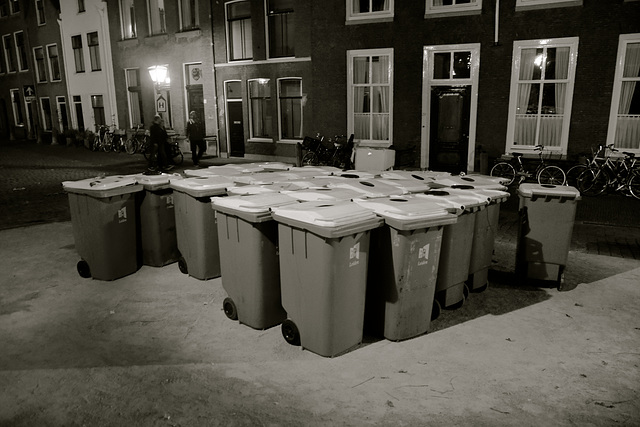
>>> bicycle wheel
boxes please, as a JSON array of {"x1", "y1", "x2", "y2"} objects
[
  {"x1": 92, "y1": 135, "x2": 101, "y2": 151},
  {"x1": 102, "y1": 135, "x2": 112, "y2": 152},
  {"x1": 125, "y1": 138, "x2": 137, "y2": 154},
  {"x1": 302, "y1": 152, "x2": 319, "y2": 166},
  {"x1": 537, "y1": 165, "x2": 566, "y2": 186},
  {"x1": 577, "y1": 168, "x2": 608, "y2": 196},
  {"x1": 628, "y1": 171, "x2": 640, "y2": 200},
  {"x1": 565, "y1": 164, "x2": 587, "y2": 187},
  {"x1": 490, "y1": 162, "x2": 516, "y2": 186}
]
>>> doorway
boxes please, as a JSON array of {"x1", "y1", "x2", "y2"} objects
[
  {"x1": 429, "y1": 86, "x2": 471, "y2": 174},
  {"x1": 186, "y1": 84, "x2": 205, "y2": 128},
  {"x1": 225, "y1": 80, "x2": 244, "y2": 157}
]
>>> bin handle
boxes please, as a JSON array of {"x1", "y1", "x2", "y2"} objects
[{"x1": 529, "y1": 188, "x2": 579, "y2": 200}]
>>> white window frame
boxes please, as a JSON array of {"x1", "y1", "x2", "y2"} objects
[
  {"x1": 3, "y1": 34, "x2": 16, "y2": 73},
  {"x1": 10, "y1": 88, "x2": 24, "y2": 126},
  {"x1": 179, "y1": 0, "x2": 199, "y2": 31},
  {"x1": 515, "y1": 0, "x2": 582, "y2": 12},
  {"x1": 125, "y1": 68, "x2": 144, "y2": 127},
  {"x1": 87, "y1": 31, "x2": 101, "y2": 71},
  {"x1": 226, "y1": 0, "x2": 253, "y2": 62},
  {"x1": 46, "y1": 43, "x2": 61, "y2": 81},
  {"x1": 120, "y1": 0, "x2": 137, "y2": 40},
  {"x1": 346, "y1": 0, "x2": 394, "y2": 24},
  {"x1": 10, "y1": 0, "x2": 19, "y2": 14},
  {"x1": 147, "y1": 0, "x2": 167, "y2": 35},
  {"x1": 277, "y1": 77, "x2": 303, "y2": 142},
  {"x1": 33, "y1": 46, "x2": 46, "y2": 82},
  {"x1": 78, "y1": 0, "x2": 85, "y2": 13},
  {"x1": 347, "y1": 48, "x2": 394, "y2": 148},
  {"x1": 71, "y1": 34, "x2": 85, "y2": 73},
  {"x1": 606, "y1": 33, "x2": 640, "y2": 154},
  {"x1": 224, "y1": 79, "x2": 243, "y2": 149},
  {"x1": 505, "y1": 37, "x2": 579, "y2": 156},
  {"x1": 248, "y1": 78, "x2": 272, "y2": 141},
  {"x1": 35, "y1": 0, "x2": 45, "y2": 25},
  {"x1": 265, "y1": 0, "x2": 294, "y2": 60},
  {"x1": 425, "y1": 0, "x2": 482, "y2": 18},
  {"x1": 40, "y1": 96, "x2": 53, "y2": 131},
  {"x1": 56, "y1": 96, "x2": 68, "y2": 131},
  {"x1": 15, "y1": 31, "x2": 28, "y2": 72}
]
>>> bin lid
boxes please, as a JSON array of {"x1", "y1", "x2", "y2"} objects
[
  {"x1": 430, "y1": 174, "x2": 508, "y2": 190},
  {"x1": 414, "y1": 189, "x2": 488, "y2": 214},
  {"x1": 379, "y1": 170, "x2": 444, "y2": 181},
  {"x1": 374, "y1": 178, "x2": 433, "y2": 194},
  {"x1": 134, "y1": 172, "x2": 182, "y2": 190},
  {"x1": 169, "y1": 175, "x2": 234, "y2": 197},
  {"x1": 354, "y1": 196, "x2": 458, "y2": 230},
  {"x1": 287, "y1": 166, "x2": 336, "y2": 177},
  {"x1": 212, "y1": 193, "x2": 298, "y2": 222},
  {"x1": 334, "y1": 170, "x2": 377, "y2": 179},
  {"x1": 442, "y1": 187, "x2": 510, "y2": 204},
  {"x1": 230, "y1": 171, "x2": 298, "y2": 185},
  {"x1": 255, "y1": 161, "x2": 294, "y2": 171},
  {"x1": 327, "y1": 178, "x2": 405, "y2": 198},
  {"x1": 518, "y1": 184, "x2": 581, "y2": 200},
  {"x1": 62, "y1": 175, "x2": 143, "y2": 197},
  {"x1": 281, "y1": 187, "x2": 364, "y2": 201},
  {"x1": 271, "y1": 200, "x2": 383, "y2": 238}
]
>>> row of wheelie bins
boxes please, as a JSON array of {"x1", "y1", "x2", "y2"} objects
[{"x1": 63, "y1": 165, "x2": 579, "y2": 357}]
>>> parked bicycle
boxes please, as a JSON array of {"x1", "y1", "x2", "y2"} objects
[
  {"x1": 564, "y1": 145, "x2": 605, "y2": 188},
  {"x1": 109, "y1": 130, "x2": 127, "y2": 153},
  {"x1": 301, "y1": 133, "x2": 355, "y2": 170},
  {"x1": 576, "y1": 145, "x2": 640, "y2": 199},
  {"x1": 490, "y1": 144, "x2": 566, "y2": 186},
  {"x1": 92, "y1": 125, "x2": 114, "y2": 152},
  {"x1": 125, "y1": 124, "x2": 150, "y2": 155}
]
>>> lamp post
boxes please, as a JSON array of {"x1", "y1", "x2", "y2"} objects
[{"x1": 148, "y1": 64, "x2": 171, "y2": 126}]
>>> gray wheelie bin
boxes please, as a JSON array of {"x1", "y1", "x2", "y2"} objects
[
  {"x1": 169, "y1": 175, "x2": 234, "y2": 280},
  {"x1": 63, "y1": 175, "x2": 143, "y2": 281},
  {"x1": 353, "y1": 196, "x2": 457, "y2": 341},
  {"x1": 211, "y1": 193, "x2": 299, "y2": 329},
  {"x1": 516, "y1": 184, "x2": 581, "y2": 288},
  {"x1": 271, "y1": 201, "x2": 383, "y2": 357},
  {"x1": 135, "y1": 173, "x2": 181, "y2": 267}
]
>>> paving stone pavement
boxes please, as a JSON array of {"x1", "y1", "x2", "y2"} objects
[{"x1": 1, "y1": 139, "x2": 639, "y2": 260}]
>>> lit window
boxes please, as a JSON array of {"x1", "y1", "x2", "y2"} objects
[
  {"x1": 88, "y1": 32, "x2": 101, "y2": 71},
  {"x1": 180, "y1": 0, "x2": 198, "y2": 31},
  {"x1": 267, "y1": 0, "x2": 294, "y2": 58},
  {"x1": 34, "y1": 47, "x2": 47, "y2": 82},
  {"x1": 71, "y1": 35, "x2": 85, "y2": 73},
  {"x1": 227, "y1": 1, "x2": 252, "y2": 61},
  {"x1": 425, "y1": 0, "x2": 482, "y2": 17},
  {"x1": 120, "y1": 0, "x2": 137, "y2": 39},
  {"x1": 47, "y1": 44, "x2": 61, "y2": 81},
  {"x1": 348, "y1": 48, "x2": 394, "y2": 146},
  {"x1": 91, "y1": 95, "x2": 106, "y2": 127},
  {"x1": 249, "y1": 79, "x2": 272, "y2": 138},
  {"x1": 346, "y1": 0, "x2": 394, "y2": 23},
  {"x1": 278, "y1": 78, "x2": 302, "y2": 140},
  {"x1": 148, "y1": 0, "x2": 167, "y2": 35}
]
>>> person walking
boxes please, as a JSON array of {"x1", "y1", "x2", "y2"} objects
[
  {"x1": 149, "y1": 114, "x2": 173, "y2": 172},
  {"x1": 186, "y1": 111, "x2": 206, "y2": 167}
]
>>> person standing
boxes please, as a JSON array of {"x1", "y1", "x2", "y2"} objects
[
  {"x1": 149, "y1": 114, "x2": 172, "y2": 172},
  {"x1": 186, "y1": 111, "x2": 206, "y2": 167}
]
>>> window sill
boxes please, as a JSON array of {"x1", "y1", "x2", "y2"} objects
[
  {"x1": 175, "y1": 29, "x2": 201, "y2": 41},
  {"x1": 118, "y1": 38, "x2": 139, "y2": 48},
  {"x1": 248, "y1": 138, "x2": 274, "y2": 144},
  {"x1": 145, "y1": 34, "x2": 169, "y2": 46},
  {"x1": 515, "y1": 0, "x2": 582, "y2": 12},
  {"x1": 424, "y1": 9, "x2": 482, "y2": 19},
  {"x1": 278, "y1": 139, "x2": 302, "y2": 145},
  {"x1": 345, "y1": 16, "x2": 394, "y2": 25}
]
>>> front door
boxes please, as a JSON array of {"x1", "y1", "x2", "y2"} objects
[
  {"x1": 186, "y1": 84, "x2": 205, "y2": 128},
  {"x1": 429, "y1": 86, "x2": 470, "y2": 174},
  {"x1": 227, "y1": 101, "x2": 244, "y2": 157}
]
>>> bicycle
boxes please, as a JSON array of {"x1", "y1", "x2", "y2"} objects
[
  {"x1": 125, "y1": 124, "x2": 150, "y2": 155},
  {"x1": 576, "y1": 145, "x2": 640, "y2": 198},
  {"x1": 301, "y1": 133, "x2": 354, "y2": 169},
  {"x1": 109, "y1": 129, "x2": 127, "y2": 153},
  {"x1": 490, "y1": 144, "x2": 566, "y2": 186},
  {"x1": 564, "y1": 145, "x2": 604, "y2": 188},
  {"x1": 92, "y1": 125, "x2": 114, "y2": 152},
  {"x1": 167, "y1": 134, "x2": 184, "y2": 166}
]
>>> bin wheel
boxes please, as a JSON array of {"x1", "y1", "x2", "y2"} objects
[
  {"x1": 471, "y1": 282, "x2": 488, "y2": 293},
  {"x1": 431, "y1": 299, "x2": 441, "y2": 321},
  {"x1": 281, "y1": 319, "x2": 301, "y2": 346},
  {"x1": 463, "y1": 283, "x2": 470, "y2": 301},
  {"x1": 223, "y1": 298, "x2": 238, "y2": 320},
  {"x1": 178, "y1": 257, "x2": 188, "y2": 274},
  {"x1": 77, "y1": 260, "x2": 91, "y2": 278}
]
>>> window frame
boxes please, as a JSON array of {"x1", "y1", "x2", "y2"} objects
[
  {"x1": 226, "y1": 0, "x2": 253, "y2": 62},
  {"x1": 505, "y1": 37, "x2": 579, "y2": 156},
  {"x1": 346, "y1": 0, "x2": 394, "y2": 24},
  {"x1": 40, "y1": 96, "x2": 53, "y2": 132},
  {"x1": 15, "y1": 31, "x2": 28, "y2": 72},
  {"x1": 33, "y1": 46, "x2": 46, "y2": 82},
  {"x1": 46, "y1": 43, "x2": 61, "y2": 81},
  {"x1": 10, "y1": 0, "x2": 19, "y2": 14},
  {"x1": 71, "y1": 34, "x2": 85, "y2": 73},
  {"x1": 72, "y1": 95, "x2": 85, "y2": 131},
  {"x1": 248, "y1": 78, "x2": 273, "y2": 140},
  {"x1": 265, "y1": 0, "x2": 295, "y2": 59},
  {"x1": 10, "y1": 88, "x2": 24, "y2": 126},
  {"x1": 56, "y1": 96, "x2": 68, "y2": 131},
  {"x1": 347, "y1": 48, "x2": 394, "y2": 148},
  {"x1": 425, "y1": 0, "x2": 482, "y2": 18},
  {"x1": 179, "y1": 0, "x2": 198, "y2": 31},
  {"x1": 125, "y1": 68, "x2": 144, "y2": 127},
  {"x1": 35, "y1": 0, "x2": 45, "y2": 25},
  {"x1": 606, "y1": 33, "x2": 640, "y2": 154},
  {"x1": 515, "y1": 0, "x2": 582, "y2": 12},
  {"x1": 87, "y1": 31, "x2": 101, "y2": 71},
  {"x1": 91, "y1": 94, "x2": 106, "y2": 127},
  {"x1": 3, "y1": 34, "x2": 16, "y2": 73},
  {"x1": 277, "y1": 77, "x2": 303, "y2": 142},
  {"x1": 147, "y1": 0, "x2": 167, "y2": 36},
  {"x1": 120, "y1": 0, "x2": 137, "y2": 40},
  {"x1": 0, "y1": 0, "x2": 8, "y2": 17},
  {"x1": 78, "y1": 0, "x2": 85, "y2": 13}
]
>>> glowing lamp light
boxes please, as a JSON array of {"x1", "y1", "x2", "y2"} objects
[{"x1": 148, "y1": 65, "x2": 169, "y2": 86}]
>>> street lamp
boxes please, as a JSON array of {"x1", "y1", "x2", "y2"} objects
[
  {"x1": 148, "y1": 64, "x2": 171, "y2": 124},
  {"x1": 148, "y1": 64, "x2": 170, "y2": 88}
]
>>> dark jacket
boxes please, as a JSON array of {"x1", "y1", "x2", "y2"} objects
[{"x1": 186, "y1": 119, "x2": 205, "y2": 141}]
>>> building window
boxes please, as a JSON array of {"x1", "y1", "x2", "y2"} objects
[
  {"x1": 505, "y1": 37, "x2": 579, "y2": 155},
  {"x1": 348, "y1": 48, "x2": 394, "y2": 146},
  {"x1": 120, "y1": 0, "x2": 136, "y2": 39},
  {"x1": 33, "y1": 47, "x2": 46, "y2": 82},
  {"x1": 0, "y1": 0, "x2": 8, "y2": 17},
  {"x1": 266, "y1": 0, "x2": 294, "y2": 59},
  {"x1": 249, "y1": 78, "x2": 272, "y2": 138},
  {"x1": 73, "y1": 95, "x2": 85, "y2": 131},
  {"x1": 425, "y1": 0, "x2": 482, "y2": 17},
  {"x1": 40, "y1": 97, "x2": 53, "y2": 131},
  {"x1": 3, "y1": 34, "x2": 16, "y2": 72},
  {"x1": 277, "y1": 78, "x2": 302, "y2": 140},
  {"x1": 10, "y1": 0, "x2": 19, "y2": 14},
  {"x1": 35, "y1": 0, "x2": 45, "y2": 24},
  {"x1": 515, "y1": 0, "x2": 582, "y2": 11},
  {"x1": 78, "y1": 0, "x2": 85, "y2": 12},
  {"x1": 0, "y1": 42, "x2": 6, "y2": 74},
  {"x1": 607, "y1": 34, "x2": 640, "y2": 153},
  {"x1": 346, "y1": 0, "x2": 394, "y2": 23},
  {"x1": 91, "y1": 95, "x2": 106, "y2": 127},
  {"x1": 87, "y1": 31, "x2": 101, "y2": 71},
  {"x1": 57, "y1": 96, "x2": 69, "y2": 131},
  {"x1": 71, "y1": 35, "x2": 85, "y2": 73},
  {"x1": 180, "y1": 0, "x2": 198, "y2": 31},
  {"x1": 47, "y1": 44, "x2": 61, "y2": 81},
  {"x1": 10, "y1": 88, "x2": 24, "y2": 126},
  {"x1": 148, "y1": 0, "x2": 167, "y2": 35},
  {"x1": 227, "y1": 1, "x2": 252, "y2": 61},
  {"x1": 15, "y1": 31, "x2": 28, "y2": 71},
  {"x1": 126, "y1": 68, "x2": 144, "y2": 127}
]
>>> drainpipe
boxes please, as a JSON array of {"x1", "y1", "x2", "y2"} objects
[
  {"x1": 96, "y1": 2, "x2": 119, "y2": 129},
  {"x1": 209, "y1": 7, "x2": 224, "y2": 158},
  {"x1": 494, "y1": 0, "x2": 500, "y2": 46}
]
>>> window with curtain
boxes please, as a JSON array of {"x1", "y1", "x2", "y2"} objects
[
  {"x1": 180, "y1": 0, "x2": 198, "y2": 31},
  {"x1": 608, "y1": 36, "x2": 640, "y2": 151},
  {"x1": 506, "y1": 38, "x2": 578, "y2": 154},
  {"x1": 47, "y1": 44, "x2": 60, "y2": 81},
  {"x1": 40, "y1": 97, "x2": 53, "y2": 131},
  {"x1": 348, "y1": 49, "x2": 393, "y2": 146},
  {"x1": 91, "y1": 95, "x2": 106, "y2": 127},
  {"x1": 227, "y1": 1, "x2": 252, "y2": 61},
  {"x1": 148, "y1": 0, "x2": 166, "y2": 35},
  {"x1": 278, "y1": 78, "x2": 302, "y2": 140},
  {"x1": 267, "y1": 0, "x2": 294, "y2": 58},
  {"x1": 126, "y1": 69, "x2": 144, "y2": 127},
  {"x1": 3, "y1": 35, "x2": 16, "y2": 72},
  {"x1": 34, "y1": 47, "x2": 46, "y2": 82},
  {"x1": 346, "y1": 0, "x2": 393, "y2": 22},
  {"x1": 15, "y1": 31, "x2": 28, "y2": 71},
  {"x1": 36, "y1": 0, "x2": 45, "y2": 25},
  {"x1": 249, "y1": 79, "x2": 272, "y2": 138},
  {"x1": 87, "y1": 32, "x2": 101, "y2": 71},
  {"x1": 71, "y1": 35, "x2": 85, "y2": 72},
  {"x1": 425, "y1": 0, "x2": 481, "y2": 15},
  {"x1": 120, "y1": 0, "x2": 137, "y2": 39}
]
